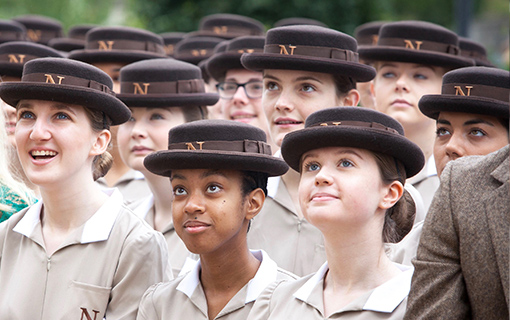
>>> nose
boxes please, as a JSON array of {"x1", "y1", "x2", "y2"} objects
[
  {"x1": 444, "y1": 132, "x2": 464, "y2": 161},
  {"x1": 395, "y1": 74, "x2": 410, "y2": 93},
  {"x1": 130, "y1": 119, "x2": 148, "y2": 140},
  {"x1": 183, "y1": 192, "x2": 206, "y2": 215},
  {"x1": 274, "y1": 88, "x2": 294, "y2": 113},
  {"x1": 232, "y1": 85, "x2": 249, "y2": 106},
  {"x1": 29, "y1": 118, "x2": 51, "y2": 141},
  {"x1": 314, "y1": 166, "x2": 333, "y2": 187}
]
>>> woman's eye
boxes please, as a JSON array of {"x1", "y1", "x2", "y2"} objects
[
  {"x1": 303, "y1": 162, "x2": 320, "y2": 172},
  {"x1": 18, "y1": 111, "x2": 34, "y2": 120},
  {"x1": 414, "y1": 73, "x2": 428, "y2": 80},
  {"x1": 301, "y1": 84, "x2": 316, "y2": 93},
  {"x1": 266, "y1": 82, "x2": 279, "y2": 91},
  {"x1": 382, "y1": 72, "x2": 395, "y2": 79},
  {"x1": 339, "y1": 160, "x2": 354, "y2": 168},
  {"x1": 55, "y1": 112, "x2": 70, "y2": 120},
  {"x1": 150, "y1": 113, "x2": 164, "y2": 120},
  {"x1": 173, "y1": 187, "x2": 187, "y2": 196},
  {"x1": 207, "y1": 184, "x2": 221, "y2": 194},
  {"x1": 470, "y1": 129, "x2": 486, "y2": 137},
  {"x1": 436, "y1": 127, "x2": 450, "y2": 137},
  {"x1": 128, "y1": 116, "x2": 135, "y2": 122}
]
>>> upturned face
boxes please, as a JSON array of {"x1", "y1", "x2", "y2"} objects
[
  {"x1": 170, "y1": 169, "x2": 260, "y2": 255},
  {"x1": 298, "y1": 146, "x2": 401, "y2": 237},
  {"x1": 15, "y1": 100, "x2": 109, "y2": 187},
  {"x1": 434, "y1": 111, "x2": 509, "y2": 176},
  {"x1": 262, "y1": 69, "x2": 353, "y2": 147},
  {"x1": 373, "y1": 62, "x2": 445, "y2": 133},
  {"x1": 117, "y1": 107, "x2": 186, "y2": 174}
]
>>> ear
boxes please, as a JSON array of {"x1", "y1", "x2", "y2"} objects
[
  {"x1": 245, "y1": 188, "x2": 265, "y2": 220},
  {"x1": 339, "y1": 88, "x2": 360, "y2": 107},
  {"x1": 379, "y1": 181, "x2": 404, "y2": 210},
  {"x1": 90, "y1": 129, "x2": 111, "y2": 157}
]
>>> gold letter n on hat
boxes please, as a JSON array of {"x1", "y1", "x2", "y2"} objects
[{"x1": 45, "y1": 74, "x2": 65, "y2": 84}]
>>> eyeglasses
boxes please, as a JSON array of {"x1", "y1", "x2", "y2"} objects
[{"x1": 216, "y1": 81, "x2": 263, "y2": 99}]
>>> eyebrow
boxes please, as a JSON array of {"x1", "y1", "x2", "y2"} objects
[
  {"x1": 302, "y1": 149, "x2": 364, "y2": 162},
  {"x1": 379, "y1": 63, "x2": 436, "y2": 72},
  {"x1": 437, "y1": 118, "x2": 496, "y2": 127},
  {"x1": 17, "y1": 102, "x2": 78, "y2": 116},
  {"x1": 225, "y1": 78, "x2": 261, "y2": 83},
  {"x1": 170, "y1": 170, "x2": 229, "y2": 182}
]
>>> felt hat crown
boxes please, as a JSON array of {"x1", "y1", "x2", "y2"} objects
[
  {"x1": 207, "y1": 36, "x2": 265, "y2": 81},
  {"x1": 198, "y1": 40, "x2": 230, "y2": 83},
  {"x1": 0, "y1": 19, "x2": 26, "y2": 44},
  {"x1": 144, "y1": 119, "x2": 289, "y2": 177},
  {"x1": 12, "y1": 15, "x2": 63, "y2": 45},
  {"x1": 273, "y1": 17, "x2": 327, "y2": 28},
  {"x1": 118, "y1": 58, "x2": 219, "y2": 107},
  {"x1": 358, "y1": 20, "x2": 474, "y2": 68},
  {"x1": 354, "y1": 21, "x2": 387, "y2": 49},
  {"x1": 187, "y1": 13, "x2": 265, "y2": 39},
  {"x1": 68, "y1": 26, "x2": 168, "y2": 64},
  {"x1": 419, "y1": 66, "x2": 509, "y2": 120},
  {"x1": 48, "y1": 25, "x2": 97, "y2": 53},
  {"x1": 281, "y1": 106, "x2": 425, "y2": 177},
  {"x1": 241, "y1": 25, "x2": 376, "y2": 82},
  {"x1": 0, "y1": 41, "x2": 64, "y2": 78},
  {"x1": 174, "y1": 36, "x2": 225, "y2": 65},
  {"x1": 458, "y1": 37, "x2": 494, "y2": 67},
  {"x1": 0, "y1": 57, "x2": 131, "y2": 125}
]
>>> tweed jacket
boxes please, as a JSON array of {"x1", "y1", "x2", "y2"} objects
[{"x1": 404, "y1": 145, "x2": 509, "y2": 319}]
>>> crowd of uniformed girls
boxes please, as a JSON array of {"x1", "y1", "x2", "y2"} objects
[{"x1": 0, "y1": 12, "x2": 508, "y2": 320}]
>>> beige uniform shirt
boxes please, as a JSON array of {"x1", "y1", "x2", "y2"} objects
[
  {"x1": 97, "y1": 169, "x2": 151, "y2": 204},
  {"x1": 137, "y1": 250, "x2": 298, "y2": 320},
  {"x1": 248, "y1": 262, "x2": 413, "y2": 320},
  {"x1": 129, "y1": 194, "x2": 194, "y2": 278},
  {"x1": 248, "y1": 173, "x2": 326, "y2": 277},
  {"x1": 407, "y1": 156, "x2": 440, "y2": 216},
  {"x1": 0, "y1": 189, "x2": 169, "y2": 320}
]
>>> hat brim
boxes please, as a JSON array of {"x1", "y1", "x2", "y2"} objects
[
  {"x1": 117, "y1": 92, "x2": 219, "y2": 107},
  {"x1": 358, "y1": 46, "x2": 474, "y2": 69},
  {"x1": 68, "y1": 49, "x2": 168, "y2": 64},
  {"x1": 0, "y1": 63, "x2": 23, "y2": 78},
  {"x1": 419, "y1": 94, "x2": 510, "y2": 120},
  {"x1": 281, "y1": 126, "x2": 424, "y2": 177},
  {"x1": 207, "y1": 52, "x2": 246, "y2": 81},
  {"x1": 144, "y1": 150, "x2": 289, "y2": 177},
  {"x1": 0, "y1": 82, "x2": 130, "y2": 125},
  {"x1": 241, "y1": 53, "x2": 376, "y2": 82}
]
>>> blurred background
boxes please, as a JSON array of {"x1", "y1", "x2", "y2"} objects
[{"x1": 0, "y1": 0, "x2": 508, "y2": 68}]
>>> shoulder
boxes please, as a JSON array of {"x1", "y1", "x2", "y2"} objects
[
  {"x1": 444, "y1": 146, "x2": 508, "y2": 183},
  {"x1": 276, "y1": 267, "x2": 300, "y2": 281},
  {"x1": 112, "y1": 206, "x2": 165, "y2": 248},
  {"x1": 140, "y1": 278, "x2": 184, "y2": 308}
]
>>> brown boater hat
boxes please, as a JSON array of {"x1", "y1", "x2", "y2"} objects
[
  {"x1": 160, "y1": 32, "x2": 186, "y2": 57},
  {"x1": 12, "y1": 15, "x2": 63, "y2": 45},
  {"x1": 0, "y1": 19, "x2": 26, "y2": 44},
  {"x1": 207, "y1": 36, "x2": 265, "y2": 82},
  {"x1": 358, "y1": 20, "x2": 474, "y2": 69},
  {"x1": 174, "y1": 36, "x2": 225, "y2": 65},
  {"x1": 354, "y1": 21, "x2": 387, "y2": 50},
  {"x1": 0, "y1": 57, "x2": 131, "y2": 125},
  {"x1": 48, "y1": 25, "x2": 97, "y2": 53},
  {"x1": 459, "y1": 37, "x2": 494, "y2": 67},
  {"x1": 198, "y1": 40, "x2": 230, "y2": 83},
  {"x1": 68, "y1": 26, "x2": 167, "y2": 64},
  {"x1": 280, "y1": 106, "x2": 425, "y2": 177},
  {"x1": 0, "y1": 41, "x2": 64, "y2": 78},
  {"x1": 240, "y1": 25, "x2": 376, "y2": 82},
  {"x1": 273, "y1": 17, "x2": 327, "y2": 28},
  {"x1": 117, "y1": 58, "x2": 219, "y2": 107},
  {"x1": 186, "y1": 13, "x2": 265, "y2": 40},
  {"x1": 419, "y1": 66, "x2": 509, "y2": 120},
  {"x1": 144, "y1": 119, "x2": 289, "y2": 177}
]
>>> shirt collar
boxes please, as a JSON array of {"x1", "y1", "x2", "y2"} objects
[
  {"x1": 426, "y1": 155, "x2": 437, "y2": 177},
  {"x1": 13, "y1": 188, "x2": 123, "y2": 244},
  {"x1": 267, "y1": 149, "x2": 283, "y2": 198},
  {"x1": 294, "y1": 262, "x2": 414, "y2": 313},
  {"x1": 176, "y1": 249, "x2": 279, "y2": 304},
  {"x1": 132, "y1": 194, "x2": 154, "y2": 219}
]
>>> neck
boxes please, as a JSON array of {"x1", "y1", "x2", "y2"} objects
[
  {"x1": 403, "y1": 121, "x2": 435, "y2": 160},
  {"x1": 102, "y1": 146, "x2": 130, "y2": 187},
  {"x1": 144, "y1": 171, "x2": 174, "y2": 231},
  {"x1": 39, "y1": 175, "x2": 107, "y2": 230}
]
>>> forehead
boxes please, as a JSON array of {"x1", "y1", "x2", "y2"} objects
[
  {"x1": 17, "y1": 99, "x2": 85, "y2": 112},
  {"x1": 170, "y1": 168, "x2": 243, "y2": 181},
  {"x1": 301, "y1": 146, "x2": 374, "y2": 162},
  {"x1": 437, "y1": 111, "x2": 505, "y2": 125},
  {"x1": 263, "y1": 69, "x2": 334, "y2": 84},
  {"x1": 225, "y1": 68, "x2": 262, "y2": 82}
]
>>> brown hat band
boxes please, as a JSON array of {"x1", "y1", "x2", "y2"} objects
[
  {"x1": 203, "y1": 25, "x2": 259, "y2": 36},
  {"x1": 169, "y1": 139, "x2": 272, "y2": 155},
  {"x1": 442, "y1": 83, "x2": 509, "y2": 102},
  {"x1": 0, "y1": 53, "x2": 40, "y2": 64},
  {"x1": 377, "y1": 37, "x2": 460, "y2": 55},
  {"x1": 357, "y1": 34, "x2": 379, "y2": 46},
  {"x1": 27, "y1": 29, "x2": 61, "y2": 43},
  {"x1": 233, "y1": 47, "x2": 264, "y2": 54},
  {"x1": 86, "y1": 39, "x2": 165, "y2": 54},
  {"x1": 311, "y1": 120, "x2": 400, "y2": 134},
  {"x1": 22, "y1": 73, "x2": 114, "y2": 95},
  {"x1": 0, "y1": 31, "x2": 25, "y2": 41},
  {"x1": 120, "y1": 79, "x2": 205, "y2": 95},
  {"x1": 177, "y1": 48, "x2": 212, "y2": 58},
  {"x1": 265, "y1": 44, "x2": 359, "y2": 62}
]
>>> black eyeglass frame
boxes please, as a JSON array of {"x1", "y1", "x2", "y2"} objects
[{"x1": 215, "y1": 80, "x2": 263, "y2": 100}]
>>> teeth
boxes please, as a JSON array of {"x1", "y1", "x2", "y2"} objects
[
  {"x1": 31, "y1": 150, "x2": 57, "y2": 157},
  {"x1": 278, "y1": 120, "x2": 301, "y2": 124}
]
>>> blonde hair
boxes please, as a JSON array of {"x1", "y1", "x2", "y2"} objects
[{"x1": 0, "y1": 107, "x2": 34, "y2": 213}]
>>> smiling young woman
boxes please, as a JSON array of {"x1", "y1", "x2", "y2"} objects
[{"x1": 0, "y1": 57, "x2": 169, "y2": 319}]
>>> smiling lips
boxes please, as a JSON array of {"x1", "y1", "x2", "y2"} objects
[
  {"x1": 30, "y1": 149, "x2": 58, "y2": 160},
  {"x1": 231, "y1": 112, "x2": 256, "y2": 123},
  {"x1": 274, "y1": 117, "x2": 303, "y2": 128}
]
